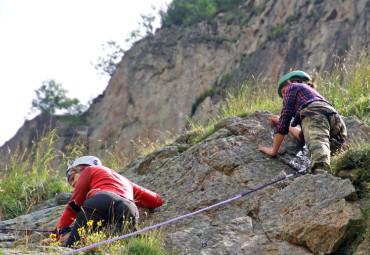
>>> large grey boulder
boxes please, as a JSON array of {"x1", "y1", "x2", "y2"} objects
[{"x1": 259, "y1": 174, "x2": 361, "y2": 254}]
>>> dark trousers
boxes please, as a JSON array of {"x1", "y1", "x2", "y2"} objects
[{"x1": 66, "y1": 191, "x2": 138, "y2": 247}]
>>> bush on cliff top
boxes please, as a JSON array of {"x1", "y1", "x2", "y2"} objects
[{"x1": 160, "y1": 0, "x2": 244, "y2": 27}]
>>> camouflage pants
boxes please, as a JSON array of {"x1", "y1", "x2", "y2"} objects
[{"x1": 301, "y1": 101, "x2": 347, "y2": 173}]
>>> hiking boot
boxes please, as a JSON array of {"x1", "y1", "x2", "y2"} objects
[{"x1": 312, "y1": 168, "x2": 327, "y2": 175}]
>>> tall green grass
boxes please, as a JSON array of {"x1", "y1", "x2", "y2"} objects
[
  {"x1": 316, "y1": 52, "x2": 369, "y2": 122},
  {"x1": 189, "y1": 52, "x2": 369, "y2": 143},
  {"x1": 188, "y1": 77, "x2": 282, "y2": 143},
  {"x1": 0, "y1": 130, "x2": 71, "y2": 219}
]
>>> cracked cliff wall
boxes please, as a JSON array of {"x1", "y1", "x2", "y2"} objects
[{"x1": 86, "y1": 0, "x2": 369, "y2": 153}]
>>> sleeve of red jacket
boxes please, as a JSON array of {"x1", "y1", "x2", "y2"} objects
[
  {"x1": 55, "y1": 168, "x2": 92, "y2": 230},
  {"x1": 131, "y1": 181, "x2": 163, "y2": 208}
]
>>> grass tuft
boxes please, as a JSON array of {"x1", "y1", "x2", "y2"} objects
[{"x1": 0, "y1": 130, "x2": 71, "y2": 219}]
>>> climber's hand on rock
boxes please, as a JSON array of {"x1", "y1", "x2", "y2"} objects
[{"x1": 268, "y1": 115, "x2": 280, "y2": 125}]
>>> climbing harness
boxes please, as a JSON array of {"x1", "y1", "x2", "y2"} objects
[{"x1": 67, "y1": 167, "x2": 308, "y2": 254}]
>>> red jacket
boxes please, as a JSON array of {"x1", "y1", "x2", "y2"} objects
[{"x1": 56, "y1": 165, "x2": 162, "y2": 229}]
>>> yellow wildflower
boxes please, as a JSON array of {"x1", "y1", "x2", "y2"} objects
[
  {"x1": 87, "y1": 220, "x2": 94, "y2": 227},
  {"x1": 97, "y1": 221, "x2": 102, "y2": 226}
]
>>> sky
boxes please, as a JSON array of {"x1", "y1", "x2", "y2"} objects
[{"x1": 0, "y1": 0, "x2": 172, "y2": 147}]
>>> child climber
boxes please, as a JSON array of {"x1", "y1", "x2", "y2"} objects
[
  {"x1": 258, "y1": 70, "x2": 347, "y2": 174},
  {"x1": 43, "y1": 156, "x2": 163, "y2": 246}
]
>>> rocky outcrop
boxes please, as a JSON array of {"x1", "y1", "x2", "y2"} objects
[
  {"x1": 2, "y1": 111, "x2": 368, "y2": 254},
  {"x1": 86, "y1": 0, "x2": 370, "y2": 152},
  {"x1": 120, "y1": 111, "x2": 368, "y2": 254},
  {"x1": 259, "y1": 175, "x2": 361, "y2": 254}
]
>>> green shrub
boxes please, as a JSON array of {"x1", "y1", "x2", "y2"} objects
[
  {"x1": 123, "y1": 236, "x2": 168, "y2": 255},
  {"x1": 332, "y1": 147, "x2": 369, "y2": 171},
  {"x1": 30, "y1": 79, "x2": 87, "y2": 116},
  {"x1": 267, "y1": 22, "x2": 287, "y2": 39},
  {"x1": 332, "y1": 145, "x2": 369, "y2": 197},
  {"x1": 160, "y1": 0, "x2": 216, "y2": 27},
  {"x1": 160, "y1": 0, "x2": 245, "y2": 27},
  {"x1": 332, "y1": 145, "x2": 369, "y2": 254}
]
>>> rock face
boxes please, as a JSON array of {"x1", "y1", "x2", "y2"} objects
[
  {"x1": 120, "y1": 111, "x2": 368, "y2": 254},
  {"x1": 259, "y1": 175, "x2": 361, "y2": 254},
  {"x1": 2, "y1": 111, "x2": 367, "y2": 254},
  {"x1": 1, "y1": 0, "x2": 369, "y2": 157},
  {"x1": 86, "y1": 0, "x2": 370, "y2": 152}
]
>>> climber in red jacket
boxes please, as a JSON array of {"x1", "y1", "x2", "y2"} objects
[{"x1": 43, "y1": 156, "x2": 163, "y2": 247}]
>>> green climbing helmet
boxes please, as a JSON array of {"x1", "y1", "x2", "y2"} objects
[{"x1": 277, "y1": 70, "x2": 311, "y2": 98}]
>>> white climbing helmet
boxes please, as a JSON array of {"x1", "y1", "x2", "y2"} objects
[{"x1": 66, "y1": 156, "x2": 102, "y2": 181}]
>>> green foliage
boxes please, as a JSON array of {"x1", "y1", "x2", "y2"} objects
[
  {"x1": 332, "y1": 147, "x2": 369, "y2": 171},
  {"x1": 60, "y1": 114, "x2": 88, "y2": 125},
  {"x1": 30, "y1": 79, "x2": 87, "y2": 116},
  {"x1": 191, "y1": 87, "x2": 217, "y2": 116},
  {"x1": 240, "y1": 0, "x2": 268, "y2": 25},
  {"x1": 305, "y1": 10, "x2": 321, "y2": 23},
  {"x1": 219, "y1": 71, "x2": 235, "y2": 84},
  {"x1": 188, "y1": 77, "x2": 281, "y2": 144},
  {"x1": 70, "y1": 219, "x2": 167, "y2": 255},
  {"x1": 267, "y1": 22, "x2": 287, "y2": 39},
  {"x1": 332, "y1": 145, "x2": 369, "y2": 197},
  {"x1": 266, "y1": 13, "x2": 300, "y2": 39},
  {"x1": 0, "y1": 130, "x2": 71, "y2": 219},
  {"x1": 332, "y1": 145, "x2": 369, "y2": 254},
  {"x1": 94, "y1": 41, "x2": 125, "y2": 77},
  {"x1": 160, "y1": 0, "x2": 245, "y2": 28},
  {"x1": 199, "y1": 34, "x2": 228, "y2": 44},
  {"x1": 190, "y1": 71, "x2": 235, "y2": 118},
  {"x1": 123, "y1": 235, "x2": 168, "y2": 255},
  {"x1": 214, "y1": 0, "x2": 244, "y2": 13},
  {"x1": 286, "y1": 14, "x2": 300, "y2": 24},
  {"x1": 139, "y1": 12, "x2": 156, "y2": 38},
  {"x1": 160, "y1": 0, "x2": 217, "y2": 27},
  {"x1": 316, "y1": 52, "x2": 370, "y2": 123},
  {"x1": 93, "y1": 7, "x2": 157, "y2": 78}
]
